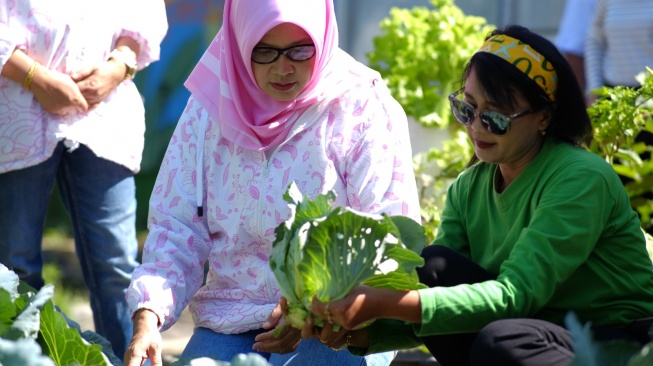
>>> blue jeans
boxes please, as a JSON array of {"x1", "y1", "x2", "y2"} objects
[
  {"x1": 0, "y1": 142, "x2": 139, "y2": 359},
  {"x1": 180, "y1": 327, "x2": 394, "y2": 366}
]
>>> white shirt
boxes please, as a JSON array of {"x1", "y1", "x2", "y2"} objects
[
  {"x1": 555, "y1": 0, "x2": 596, "y2": 56},
  {"x1": 585, "y1": 0, "x2": 653, "y2": 91},
  {"x1": 0, "y1": 0, "x2": 168, "y2": 173}
]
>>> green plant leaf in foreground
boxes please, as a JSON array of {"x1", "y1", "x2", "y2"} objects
[
  {"x1": 0, "y1": 288, "x2": 16, "y2": 336},
  {"x1": 271, "y1": 182, "x2": 426, "y2": 329},
  {"x1": 270, "y1": 183, "x2": 336, "y2": 305},
  {"x1": 5, "y1": 284, "x2": 54, "y2": 341},
  {"x1": 0, "y1": 338, "x2": 55, "y2": 366},
  {"x1": 302, "y1": 209, "x2": 425, "y2": 304},
  {"x1": 566, "y1": 312, "x2": 644, "y2": 366},
  {"x1": 38, "y1": 300, "x2": 109, "y2": 366}
]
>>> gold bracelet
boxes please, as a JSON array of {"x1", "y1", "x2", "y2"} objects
[{"x1": 23, "y1": 61, "x2": 40, "y2": 90}]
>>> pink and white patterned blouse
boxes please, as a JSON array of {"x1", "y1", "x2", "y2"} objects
[
  {"x1": 126, "y1": 79, "x2": 421, "y2": 334},
  {"x1": 0, "y1": 0, "x2": 167, "y2": 173}
]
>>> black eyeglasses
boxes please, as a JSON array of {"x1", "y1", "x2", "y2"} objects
[
  {"x1": 448, "y1": 88, "x2": 537, "y2": 136},
  {"x1": 251, "y1": 44, "x2": 316, "y2": 64}
]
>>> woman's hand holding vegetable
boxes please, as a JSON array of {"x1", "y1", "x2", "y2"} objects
[
  {"x1": 252, "y1": 298, "x2": 301, "y2": 354},
  {"x1": 300, "y1": 312, "x2": 360, "y2": 350},
  {"x1": 298, "y1": 285, "x2": 423, "y2": 348}
]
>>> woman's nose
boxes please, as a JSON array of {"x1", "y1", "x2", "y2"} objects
[
  {"x1": 469, "y1": 113, "x2": 484, "y2": 132},
  {"x1": 272, "y1": 56, "x2": 294, "y2": 75}
]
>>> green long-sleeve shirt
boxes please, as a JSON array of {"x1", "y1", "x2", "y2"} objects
[{"x1": 361, "y1": 139, "x2": 653, "y2": 355}]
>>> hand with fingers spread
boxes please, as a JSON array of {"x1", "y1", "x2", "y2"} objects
[{"x1": 252, "y1": 298, "x2": 302, "y2": 354}]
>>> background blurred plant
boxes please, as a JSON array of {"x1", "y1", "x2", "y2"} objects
[
  {"x1": 368, "y1": 0, "x2": 493, "y2": 128},
  {"x1": 368, "y1": 0, "x2": 486, "y2": 242},
  {"x1": 586, "y1": 68, "x2": 653, "y2": 232}
]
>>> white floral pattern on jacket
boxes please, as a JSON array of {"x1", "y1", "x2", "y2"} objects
[
  {"x1": 0, "y1": 0, "x2": 167, "y2": 173},
  {"x1": 127, "y1": 81, "x2": 421, "y2": 334}
]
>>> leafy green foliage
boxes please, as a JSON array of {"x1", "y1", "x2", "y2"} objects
[
  {"x1": 565, "y1": 312, "x2": 651, "y2": 366},
  {"x1": 587, "y1": 68, "x2": 653, "y2": 231},
  {"x1": 0, "y1": 338, "x2": 55, "y2": 366},
  {"x1": 270, "y1": 182, "x2": 427, "y2": 329},
  {"x1": 368, "y1": 0, "x2": 493, "y2": 128},
  {"x1": 0, "y1": 264, "x2": 118, "y2": 366},
  {"x1": 367, "y1": 0, "x2": 482, "y2": 242},
  {"x1": 413, "y1": 129, "x2": 473, "y2": 242}
]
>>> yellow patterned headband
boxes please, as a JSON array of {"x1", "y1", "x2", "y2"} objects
[{"x1": 477, "y1": 34, "x2": 558, "y2": 102}]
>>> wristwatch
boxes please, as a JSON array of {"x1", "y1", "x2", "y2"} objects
[{"x1": 108, "y1": 49, "x2": 137, "y2": 80}]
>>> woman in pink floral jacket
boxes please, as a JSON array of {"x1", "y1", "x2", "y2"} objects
[{"x1": 125, "y1": 0, "x2": 420, "y2": 365}]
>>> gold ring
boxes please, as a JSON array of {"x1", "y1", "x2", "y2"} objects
[
  {"x1": 320, "y1": 339, "x2": 328, "y2": 344},
  {"x1": 324, "y1": 302, "x2": 332, "y2": 323},
  {"x1": 329, "y1": 332, "x2": 351, "y2": 352}
]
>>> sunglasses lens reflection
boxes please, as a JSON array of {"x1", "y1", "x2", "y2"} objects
[
  {"x1": 452, "y1": 99, "x2": 474, "y2": 124},
  {"x1": 481, "y1": 111, "x2": 510, "y2": 135},
  {"x1": 450, "y1": 98, "x2": 510, "y2": 135}
]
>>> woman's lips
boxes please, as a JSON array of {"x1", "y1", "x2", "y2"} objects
[
  {"x1": 271, "y1": 82, "x2": 295, "y2": 91},
  {"x1": 474, "y1": 139, "x2": 495, "y2": 149}
]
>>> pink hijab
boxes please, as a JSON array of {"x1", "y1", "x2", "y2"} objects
[{"x1": 185, "y1": 0, "x2": 377, "y2": 150}]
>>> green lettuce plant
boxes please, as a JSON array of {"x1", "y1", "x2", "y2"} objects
[
  {"x1": 368, "y1": 0, "x2": 493, "y2": 128},
  {"x1": 0, "y1": 264, "x2": 119, "y2": 366},
  {"x1": 270, "y1": 182, "x2": 427, "y2": 329}
]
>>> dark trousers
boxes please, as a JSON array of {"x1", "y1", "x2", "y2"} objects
[{"x1": 416, "y1": 245, "x2": 652, "y2": 366}]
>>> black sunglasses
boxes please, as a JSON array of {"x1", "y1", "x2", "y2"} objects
[
  {"x1": 448, "y1": 88, "x2": 537, "y2": 135},
  {"x1": 251, "y1": 44, "x2": 316, "y2": 64}
]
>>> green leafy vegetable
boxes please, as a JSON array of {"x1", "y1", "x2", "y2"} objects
[
  {"x1": 270, "y1": 182, "x2": 427, "y2": 329},
  {"x1": 0, "y1": 264, "x2": 119, "y2": 366}
]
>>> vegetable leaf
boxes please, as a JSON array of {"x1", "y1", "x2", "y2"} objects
[
  {"x1": 271, "y1": 182, "x2": 426, "y2": 329},
  {"x1": 0, "y1": 338, "x2": 55, "y2": 366}
]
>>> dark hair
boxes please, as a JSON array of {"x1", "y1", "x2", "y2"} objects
[{"x1": 462, "y1": 25, "x2": 592, "y2": 166}]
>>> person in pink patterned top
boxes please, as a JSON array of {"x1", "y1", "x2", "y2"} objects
[
  {"x1": 0, "y1": 0, "x2": 167, "y2": 360},
  {"x1": 123, "y1": 0, "x2": 420, "y2": 365}
]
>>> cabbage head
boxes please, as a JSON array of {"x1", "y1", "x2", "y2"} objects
[{"x1": 270, "y1": 182, "x2": 427, "y2": 329}]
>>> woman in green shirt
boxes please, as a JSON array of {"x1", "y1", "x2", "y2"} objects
[{"x1": 295, "y1": 25, "x2": 653, "y2": 365}]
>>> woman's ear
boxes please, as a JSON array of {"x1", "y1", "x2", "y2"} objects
[{"x1": 539, "y1": 108, "x2": 552, "y2": 132}]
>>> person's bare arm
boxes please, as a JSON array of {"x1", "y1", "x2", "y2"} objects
[
  {"x1": 124, "y1": 308, "x2": 164, "y2": 366},
  {"x1": 300, "y1": 285, "x2": 422, "y2": 348},
  {"x1": 1, "y1": 48, "x2": 88, "y2": 115}
]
